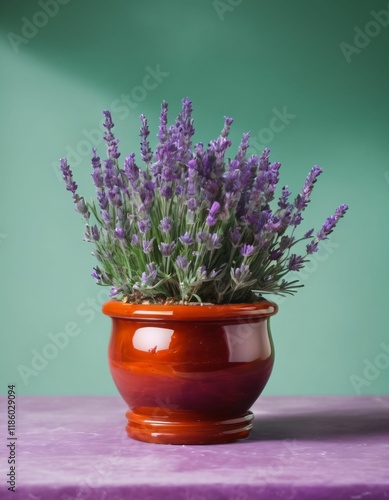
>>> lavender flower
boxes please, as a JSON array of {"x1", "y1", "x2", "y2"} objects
[
  {"x1": 206, "y1": 201, "x2": 221, "y2": 226},
  {"x1": 197, "y1": 265, "x2": 207, "y2": 279},
  {"x1": 179, "y1": 232, "x2": 194, "y2": 245},
  {"x1": 206, "y1": 233, "x2": 223, "y2": 251},
  {"x1": 109, "y1": 287, "x2": 120, "y2": 297},
  {"x1": 142, "y1": 238, "x2": 155, "y2": 254},
  {"x1": 288, "y1": 254, "x2": 304, "y2": 271},
  {"x1": 294, "y1": 165, "x2": 322, "y2": 211},
  {"x1": 161, "y1": 184, "x2": 173, "y2": 200},
  {"x1": 157, "y1": 101, "x2": 168, "y2": 146},
  {"x1": 278, "y1": 186, "x2": 291, "y2": 209},
  {"x1": 104, "y1": 159, "x2": 116, "y2": 189},
  {"x1": 109, "y1": 141, "x2": 121, "y2": 160},
  {"x1": 140, "y1": 115, "x2": 153, "y2": 163},
  {"x1": 176, "y1": 255, "x2": 188, "y2": 270},
  {"x1": 131, "y1": 234, "x2": 139, "y2": 246},
  {"x1": 60, "y1": 158, "x2": 78, "y2": 195},
  {"x1": 306, "y1": 241, "x2": 319, "y2": 254},
  {"x1": 141, "y1": 263, "x2": 158, "y2": 286},
  {"x1": 187, "y1": 198, "x2": 198, "y2": 211},
  {"x1": 103, "y1": 110, "x2": 120, "y2": 158},
  {"x1": 229, "y1": 227, "x2": 241, "y2": 246},
  {"x1": 221, "y1": 117, "x2": 233, "y2": 138},
  {"x1": 232, "y1": 264, "x2": 252, "y2": 283},
  {"x1": 138, "y1": 219, "x2": 151, "y2": 234},
  {"x1": 91, "y1": 267, "x2": 102, "y2": 282},
  {"x1": 304, "y1": 228, "x2": 314, "y2": 238},
  {"x1": 124, "y1": 153, "x2": 140, "y2": 187},
  {"x1": 197, "y1": 231, "x2": 210, "y2": 244},
  {"x1": 159, "y1": 217, "x2": 173, "y2": 234},
  {"x1": 101, "y1": 209, "x2": 112, "y2": 224},
  {"x1": 91, "y1": 149, "x2": 104, "y2": 188},
  {"x1": 75, "y1": 197, "x2": 90, "y2": 219},
  {"x1": 159, "y1": 242, "x2": 176, "y2": 257},
  {"x1": 241, "y1": 244, "x2": 255, "y2": 258},
  {"x1": 279, "y1": 235, "x2": 294, "y2": 251},
  {"x1": 317, "y1": 204, "x2": 349, "y2": 241},
  {"x1": 91, "y1": 225, "x2": 100, "y2": 241},
  {"x1": 270, "y1": 249, "x2": 283, "y2": 260},
  {"x1": 108, "y1": 186, "x2": 123, "y2": 207},
  {"x1": 114, "y1": 225, "x2": 125, "y2": 239}
]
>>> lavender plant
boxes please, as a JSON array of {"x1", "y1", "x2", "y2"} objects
[{"x1": 60, "y1": 98, "x2": 348, "y2": 304}]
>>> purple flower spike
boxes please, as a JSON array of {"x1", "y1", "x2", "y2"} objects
[
  {"x1": 101, "y1": 209, "x2": 112, "y2": 224},
  {"x1": 157, "y1": 101, "x2": 168, "y2": 145},
  {"x1": 233, "y1": 264, "x2": 251, "y2": 283},
  {"x1": 159, "y1": 217, "x2": 173, "y2": 234},
  {"x1": 241, "y1": 244, "x2": 255, "y2": 258},
  {"x1": 279, "y1": 236, "x2": 294, "y2": 251},
  {"x1": 109, "y1": 287, "x2": 119, "y2": 297},
  {"x1": 131, "y1": 234, "x2": 139, "y2": 246},
  {"x1": 197, "y1": 265, "x2": 207, "y2": 279},
  {"x1": 176, "y1": 255, "x2": 188, "y2": 270},
  {"x1": 91, "y1": 267, "x2": 102, "y2": 282},
  {"x1": 206, "y1": 233, "x2": 223, "y2": 251},
  {"x1": 229, "y1": 227, "x2": 241, "y2": 246},
  {"x1": 179, "y1": 232, "x2": 194, "y2": 245},
  {"x1": 187, "y1": 198, "x2": 198, "y2": 211},
  {"x1": 306, "y1": 241, "x2": 319, "y2": 254},
  {"x1": 159, "y1": 242, "x2": 176, "y2": 257},
  {"x1": 304, "y1": 228, "x2": 314, "y2": 238},
  {"x1": 235, "y1": 132, "x2": 250, "y2": 164},
  {"x1": 206, "y1": 201, "x2": 221, "y2": 226},
  {"x1": 221, "y1": 117, "x2": 234, "y2": 138},
  {"x1": 138, "y1": 219, "x2": 151, "y2": 234},
  {"x1": 141, "y1": 262, "x2": 158, "y2": 286},
  {"x1": 114, "y1": 225, "x2": 125, "y2": 239},
  {"x1": 75, "y1": 197, "x2": 90, "y2": 219},
  {"x1": 197, "y1": 231, "x2": 210, "y2": 244},
  {"x1": 278, "y1": 185, "x2": 291, "y2": 209},
  {"x1": 335, "y1": 204, "x2": 349, "y2": 218},
  {"x1": 108, "y1": 138, "x2": 121, "y2": 159},
  {"x1": 295, "y1": 165, "x2": 323, "y2": 211},
  {"x1": 142, "y1": 237, "x2": 155, "y2": 254},
  {"x1": 91, "y1": 225, "x2": 100, "y2": 241},
  {"x1": 103, "y1": 110, "x2": 114, "y2": 131},
  {"x1": 91, "y1": 148, "x2": 101, "y2": 169},
  {"x1": 291, "y1": 212, "x2": 303, "y2": 226},
  {"x1": 60, "y1": 158, "x2": 78, "y2": 195},
  {"x1": 103, "y1": 110, "x2": 115, "y2": 145},
  {"x1": 288, "y1": 254, "x2": 304, "y2": 271},
  {"x1": 161, "y1": 184, "x2": 173, "y2": 200},
  {"x1": 140, "y1": 114, "x2": 153, "y2": 163},
  {"x1": 317, "y1": 204, "x2": 348, "y2": 241},
  {"x1": 124, "y1": 153, "x2": 140, "y2": 186},
  {"x1": 259, "y1": 148, "x2": 271, "y2": 171},
  {"x1": 104, "y1": 159, "x2": 116, "y2": 189},
  {"x1": 270, "y1": 249, "x2": 283, "y2": 260}
]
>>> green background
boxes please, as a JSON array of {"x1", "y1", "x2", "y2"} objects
[{"x1": 1, "y1": 0, "x2": 388, "y2": 396}]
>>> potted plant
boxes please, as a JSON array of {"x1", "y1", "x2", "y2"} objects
[{"x1": 60, "y1": 98, "x2": 348, "y2": 444}]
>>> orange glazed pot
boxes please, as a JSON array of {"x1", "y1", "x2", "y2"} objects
[{"x1": 103, "y1": 299, "x2": 278, "y2": 445}]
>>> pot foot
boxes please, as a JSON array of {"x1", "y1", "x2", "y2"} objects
[{"x1": 125, "y1": 408, "x2": 254, "y2": 444}]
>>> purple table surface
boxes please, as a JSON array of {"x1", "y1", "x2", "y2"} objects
[{"x1": 1, "y1": 396, "x2": 389, "y2": 500}]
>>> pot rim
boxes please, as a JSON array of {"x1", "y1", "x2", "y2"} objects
[{"x1": 102, "y1": 299, "x2": 278, "y2": 321}]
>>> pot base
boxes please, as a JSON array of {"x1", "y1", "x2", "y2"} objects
[{"x1": 126, "y1": 408, "x2": 254, "y2": 445}]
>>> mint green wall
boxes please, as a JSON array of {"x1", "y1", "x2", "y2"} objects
[{"x1": 1, "y1": 0, "x2": 388, "y2": 396}]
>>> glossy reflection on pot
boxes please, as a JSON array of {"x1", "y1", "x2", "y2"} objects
[{"x1": 104, "y1": 301, "x2": 277, "y2": 444}]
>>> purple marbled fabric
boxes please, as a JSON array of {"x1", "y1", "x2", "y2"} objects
[{"x1": 1, "y1": 396, "x2": 388, "y2": 499}]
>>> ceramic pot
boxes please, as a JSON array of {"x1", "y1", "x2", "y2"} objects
[{"x1": 103, "y1": 299, "x2": 278, "y2": 444}]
